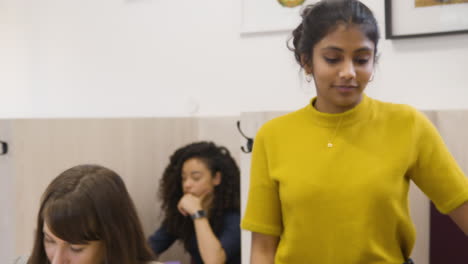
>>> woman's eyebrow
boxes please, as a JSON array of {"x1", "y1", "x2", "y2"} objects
[
  {"x1": 354, "y1": 47, "x2": 373, "y2": 53},
  {"x1": 42, "y1": 230, "x2": 53, "y2": 240},
  {"x1": 321, "y1": 46, "x2": 343, "y2": 52},
  {"x1": 182, "y1": 171, "x2": 202, "y2": 178},
  {"x1": 321, "y1": 46, "x2": 373, "y2": 53}
]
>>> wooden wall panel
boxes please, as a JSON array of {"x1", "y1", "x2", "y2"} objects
[
  {"x1": 0, "y1": 117, "x2": 239, "y2": 264},
  {"x1": 10, "y1": 118, "x2": 196, "y2": 263},
  {"x1": 435, "y1": 111, "x2": 468, "y2": 173},
  {"x1": 0, "y1": 120, "x2": 15, "y2": 262},
  {"x1": 197, "y1": 117, "x2": 240, "y2": 163}
]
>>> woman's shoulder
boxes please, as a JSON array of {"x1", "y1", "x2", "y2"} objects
[
  {"x1": 266, "y1": 107, "x2": 308, "y2": 126},
  {"x1": 222, "y1": 208, "x2": 240, "y2": 217},
  {"x1": 370, "y1": 96, "x2": 417, "y2": 114},
  {"x1": 221, "y1": 209, "x2": 241, "y2": 224},
  {"x1": 255, "y1": 108, "x2": 307, "y2": 139},
  {"x1": 369, "y1": 96, "x2": 423, "y2": 123}
]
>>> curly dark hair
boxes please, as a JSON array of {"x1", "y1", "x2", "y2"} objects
[{"x1": 158, "y1": 141, "x2": 240, "y2": 250}]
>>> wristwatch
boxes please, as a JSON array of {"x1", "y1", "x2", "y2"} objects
[{"x1": 190, "y1": 210, "x2": 206, "y2": 220}]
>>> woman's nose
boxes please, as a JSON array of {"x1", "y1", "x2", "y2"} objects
[
  {"x1": 339, "y1": 60, "x2": 356, "y2": 79},
  {"x1": 183, "y1": 180, "x2": 193, "y2": 191},
  {"x1": 51, "y1": 247, "x2": 68, "y2": 264}
]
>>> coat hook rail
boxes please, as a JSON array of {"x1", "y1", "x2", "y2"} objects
[
  {"x1": 0, "y1": 141, "x2": 8, "y2": 155},
  {"x1": 236, "y1": 121, "x2": 254, "y2": 153}
]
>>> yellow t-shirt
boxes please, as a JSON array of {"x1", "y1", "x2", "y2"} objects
[{"x1": 241, "y1": 95, "x2": 468, "y2": 264}]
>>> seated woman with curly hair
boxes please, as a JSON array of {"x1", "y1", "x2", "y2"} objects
[
  {"x1": 14, "y1": 164, "x2": 160, "y2": 264},
  {"x1": 148, "y1": 141, "x2": 241, "y2": 264}
]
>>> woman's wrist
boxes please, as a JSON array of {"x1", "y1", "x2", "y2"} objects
[{"x1": 190, "y1": 209, "x2": 206, "y2": 220}]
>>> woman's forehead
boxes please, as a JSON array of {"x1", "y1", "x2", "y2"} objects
[
  {"x1": 315, "y1": 24, "x2": 374, "y2": 52},
  {"x1": 43, "y1": 221, "x2": 61, "y2": 241},
  {"x1": 183, "y1": 158, "x2": 209, "y2": 170}
]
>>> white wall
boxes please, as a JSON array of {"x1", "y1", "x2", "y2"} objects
[
  {"x1": 0, "y1": 0, "x2": 31, "y2": 117},
  {"x1": 1, "y1": 0, "x2": 467, "y2": 118}
]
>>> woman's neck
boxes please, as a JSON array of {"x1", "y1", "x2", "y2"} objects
[{"x1": 313, "y1": 96, "x2": 363, "y2": 114}]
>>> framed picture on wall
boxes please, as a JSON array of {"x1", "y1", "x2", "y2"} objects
[{"x1": 385, "y1": 0, "x2": 468, "y2": 39}]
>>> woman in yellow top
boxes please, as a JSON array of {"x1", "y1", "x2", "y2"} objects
[{"x1": 241, "y1": 0, "x2": 468, "y2": 263}]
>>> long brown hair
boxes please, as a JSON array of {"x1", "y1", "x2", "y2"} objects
[
  {"x1": 28, "y1": 164, "x2": 154, "y2": 264},
  {"x1": 159, "y1": 141, "x2": 240, "y2": 250}
]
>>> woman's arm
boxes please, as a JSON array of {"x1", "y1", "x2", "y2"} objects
[
  {"x1": 250, "y1": 232, "x2": 279, "y2": 264},
  {"x1": 448, "y1": 201, "x2": 468, "y2": 235},
  {"x1": 178, "y1": 193, "x2": 227, "y2": 264},
  {"x1": 147, "y1": 226, "x2": 177, "y2": 258},
  {"x1": 192, "y1": 217, "x2": 227, "y2": 264}
]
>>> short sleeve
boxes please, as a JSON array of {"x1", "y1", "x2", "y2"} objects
[
  {"x1": 241, "y1": 125, "x2": 283, "y2": 236},
  {"x1": 409, "y1": 110, "x2": 468, "y2": 214},
  {"x1": 148, "y1": 225, "x2": 177, "y2": 255}
]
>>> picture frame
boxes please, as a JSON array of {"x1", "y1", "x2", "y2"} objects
[
  {"x1": 241, "y1": 0, "x2": 301, "y2": 34},
  {"x1": 385, "y1": 0, "x2": 468, "y2": 39},
  {"x1": 241, "y1": 0, "x2": 318, "y2": 34}
]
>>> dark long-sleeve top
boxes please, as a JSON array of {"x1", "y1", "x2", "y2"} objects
[{"x1": 148, "y1": 210, "x2": 241, "y2": 264}]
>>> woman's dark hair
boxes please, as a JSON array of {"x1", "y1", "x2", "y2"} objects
[
  {"x1": 28, "y1": 164, "x2": 154, "y2": 264},
  {"x1": 159, "y1": 141, "x2": 240, "y2": 250},
  {"x1": 289, "y1": 0, "x2": 380, "y2": 67}
]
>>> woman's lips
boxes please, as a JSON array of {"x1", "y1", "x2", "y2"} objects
[{"x1": 333, "y1": 85, "x2": 357, "y2": 93}]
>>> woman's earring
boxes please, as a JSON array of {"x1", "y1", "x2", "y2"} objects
[
  {"x1": 369, "y1": 73, "x2": 374, "y2": 82},
  {"x1": 305, "y1": 73, "x2": 313, "y2": 83}
]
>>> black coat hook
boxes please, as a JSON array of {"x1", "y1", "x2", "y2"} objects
[
  {"x1": 0, "y1": 141, "x2": 8, "y2": 155},
  {"x1": 237, "y1": 121, "x2": 254, "y2": 153}
]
